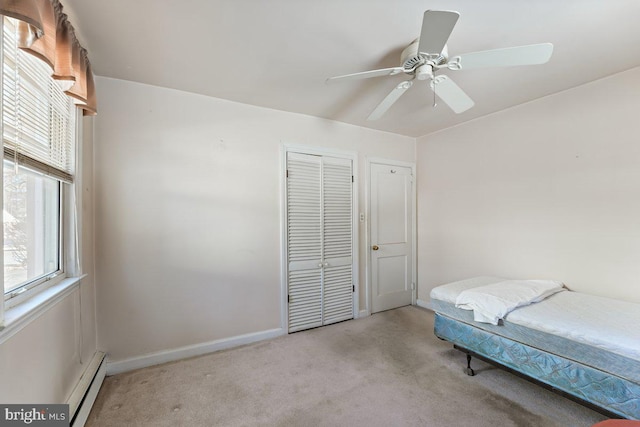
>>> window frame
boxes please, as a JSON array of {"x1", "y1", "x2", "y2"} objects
[{"x1": 1, "y1": 15, "x2": 79, "y2": 309}]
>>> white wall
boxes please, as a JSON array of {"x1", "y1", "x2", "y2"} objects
[
  {"x1": 417, "y1": 66, "x2": 640, "y2": 304},
  {"x1": 0, "y1": 116, "x2": 97, "y2": 403},
  {"x1": 93, "y1": 77, "x2": 415, "y2": 363}
]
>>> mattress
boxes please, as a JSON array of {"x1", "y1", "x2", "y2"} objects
[
  {"x1": 434, "y1": 313, "x2": 640, "y2": 419},
  {"x1": 430, "y1": 277, "x2": 640, "y2": 384}
]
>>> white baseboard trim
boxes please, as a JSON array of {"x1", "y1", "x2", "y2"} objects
[
  {"x1": 415, "y1": 299, "x2": 433, "y2": 311},
  {"x1": 69, "y1": 351, "x2": 106, "y2": 427},
  {"x1": 106, "y1": 328, "x2": 285, "y2": 376},
  {"x1": 358, "y1": 309, "x2": 370, "y2": 318}
]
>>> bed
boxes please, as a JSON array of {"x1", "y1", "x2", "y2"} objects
[{"x1": 429, "y1": 277, "x2": 640, "y2": 420}]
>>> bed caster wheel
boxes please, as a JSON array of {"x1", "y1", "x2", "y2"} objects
[{"x1": 465, "y1": 354, "x2": 475, "y2": 376}]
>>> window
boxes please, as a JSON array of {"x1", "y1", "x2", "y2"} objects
[
  {"x1": 2, "y1": 16, "x2": 76, "y2": 301},
  {"x1": 3, "y1": 160, "x2": 61, "y2": 294}
]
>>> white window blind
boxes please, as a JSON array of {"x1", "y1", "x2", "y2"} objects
[{"x1": 2, "y1": 17, "x2": 75, "y2": 183}]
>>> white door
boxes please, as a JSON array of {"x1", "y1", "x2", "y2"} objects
[
  {"x1": 286, "y1": 153, "x2": 354, "y2": 332},
  {"x1": 370, "y1": 163, "x2": 414, "y2": 313}
]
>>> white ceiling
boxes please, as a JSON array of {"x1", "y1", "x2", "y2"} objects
[{"x1": 62, "y1": 0, "x2": 640, "y2": 138}]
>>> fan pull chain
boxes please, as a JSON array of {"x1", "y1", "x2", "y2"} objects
[
  {"x1": 433, "y1": 83, "x2": 437, "y2": 108},
  {"x1": 432, "y1": 73, "x2": 437, "y2": 108}
]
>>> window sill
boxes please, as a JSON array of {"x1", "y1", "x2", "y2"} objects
[{"x1": 0, "y1": 275, "x2": 86, "y2": 345}]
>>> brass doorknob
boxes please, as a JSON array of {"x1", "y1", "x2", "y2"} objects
[{"x1": 372, "y1": 245, "x2": 379, "y2": 251}]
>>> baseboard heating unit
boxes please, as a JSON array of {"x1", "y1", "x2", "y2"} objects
[{"x1": 67, "y1": 351, "x2": 106, "y2": 427}]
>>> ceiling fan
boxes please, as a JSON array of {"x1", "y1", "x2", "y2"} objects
[{"x1": 326, "y1": 10, "x2": 554, "y2": 120}]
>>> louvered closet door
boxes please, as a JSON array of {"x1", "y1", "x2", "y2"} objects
[
  {"x1": 322, "y1": 157, "x2": 353, "y2": 325},
  {"x1": 286, "y1": 153, "x2": 354, "y2": 333},
  {"x1": 287, "y1": 153, "x2": 323, "y2": 332}
]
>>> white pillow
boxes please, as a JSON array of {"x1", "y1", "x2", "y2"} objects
[{"x1": 455, "y1": 280, "x2": 565, "y2": 325}]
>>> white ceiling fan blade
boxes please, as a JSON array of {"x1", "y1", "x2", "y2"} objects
[
  {"x1": 418, "y1": 10, "x2": 459, "y2": 56},
  {"x1": 451, "y1": 43, "x2": 553, "y2": 70},
  {"x1": 430, "y1": 75, "x2": 474, "y2": 113},
  {"x1": 367, "y1": 80, "x2": 413, "y2": 121},
  {"x1": 326, "y1": 67, "x2": 404, "y2": 83}
]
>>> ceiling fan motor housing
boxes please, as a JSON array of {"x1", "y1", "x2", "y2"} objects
[{"x1": 401, "y1": 39, "x2": 448, "y2": 74}]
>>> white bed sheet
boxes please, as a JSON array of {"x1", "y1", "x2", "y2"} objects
[{"x1": 508, "y1": 291, "x2": 640, "y2": 361}]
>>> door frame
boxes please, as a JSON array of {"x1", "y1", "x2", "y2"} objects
[
  {"x1": 280, "y1": 144, "x2": 359, "y2": 331},
  {"x1": 365, "y1": 157, "x2": 417, "y2": 316}
]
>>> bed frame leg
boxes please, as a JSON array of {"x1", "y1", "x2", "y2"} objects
[{"x1": 465, "y1": 354, "x2": 475, "y2": 376}]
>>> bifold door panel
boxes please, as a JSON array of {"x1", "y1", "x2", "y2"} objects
[{"x1": 287, "y1": 153, "x2": 354, "y2": 332}]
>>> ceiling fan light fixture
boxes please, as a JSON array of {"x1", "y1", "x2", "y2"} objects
[{"x1": 415, "y1": 64, "x2": 433, "y2": 81}]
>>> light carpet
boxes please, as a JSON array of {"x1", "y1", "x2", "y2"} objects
[{"x1": 86, "y1": 306, "x2": 606, "y2": 426}]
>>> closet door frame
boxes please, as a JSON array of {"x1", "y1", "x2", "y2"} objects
[{"x1": 280, "y1": 144, "x2": 359, "y2": 331}]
